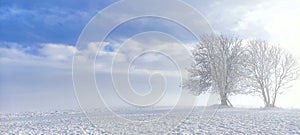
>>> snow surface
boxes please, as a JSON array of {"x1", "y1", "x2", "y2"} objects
[{"x1": 1, "y1": 107, "x2": 300, "y2": 134}]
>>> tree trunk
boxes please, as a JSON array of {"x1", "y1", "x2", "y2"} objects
[
  {"x1": 271, "y1": 90, "x2": 278, "y2": 107},
  {"x1": 220, "y1": 94, "x2": 229, "y2": 107},
  {"x1": 221, "y1": 98, "x2": 228, "y2": 106},
  {"x1": 263, "y1": 94, "x2": 277, "y2": 108},
  {"x1": 226, "y1": 98, "x2": 233, "y2": 107},
  {"x1": 265, "y1": 103, "x2": 275, "y2": 108}
]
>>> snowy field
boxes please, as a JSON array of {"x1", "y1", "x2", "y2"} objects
[{"x1": 1, "y1": 107, "x2": 300, "y2": 134}]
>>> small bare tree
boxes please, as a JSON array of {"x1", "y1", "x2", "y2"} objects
[
  {"x1": 184, "y1": 35, "x2": 247, "y2": 107},
  {"x1": 246, "y1": 40, "x2": 300, "y2": 107}
]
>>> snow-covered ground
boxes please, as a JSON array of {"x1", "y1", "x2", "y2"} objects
[{"x1": 1, "y1": 107, "x2": 300, "y2": 134}]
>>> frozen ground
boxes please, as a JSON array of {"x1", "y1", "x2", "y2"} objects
[{"x1": 1, "y1": 107, "x2": 300, "y2": 134}]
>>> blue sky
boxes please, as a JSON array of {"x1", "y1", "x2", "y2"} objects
[
  {"x1": 1, "y1": 0, "x2": 300, "y2": 112},
  {"x1": 0, "y1": 0, "x2": 118, "y2": 45}
]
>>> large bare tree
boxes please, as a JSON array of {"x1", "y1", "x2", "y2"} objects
[
  {"x1": 246, "y1": 40, "x2": 300, "y2": 107},
  {"x1": 184, "y1": 35, "x2": 247, "y2": 107}
]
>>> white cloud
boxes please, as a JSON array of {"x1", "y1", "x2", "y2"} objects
[
  {"x1": 39, "y1": 43, "x2": 76, "y2": 61},
  {"x1": 230, "y1": 0, "x2": 300, "y2": 44}
]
